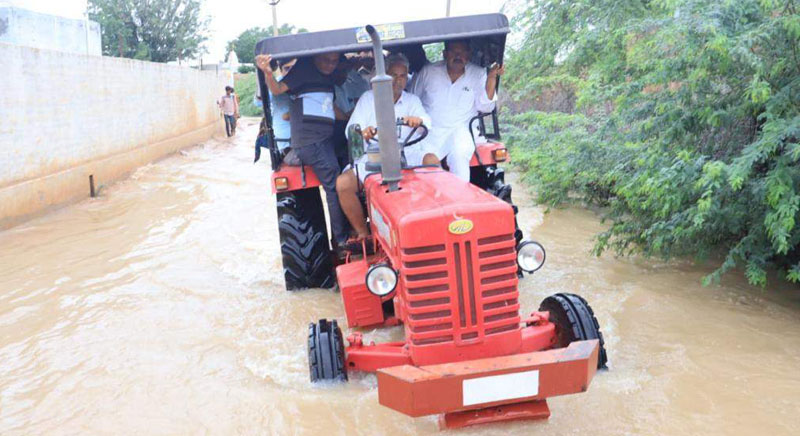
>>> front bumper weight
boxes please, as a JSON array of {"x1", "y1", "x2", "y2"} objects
[{"x1": 376, "y1": 340, "x2": 599, "y2": 418}]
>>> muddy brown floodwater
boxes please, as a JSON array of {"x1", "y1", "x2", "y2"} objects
[{"x1": 2, "y1": 119, "x2": 800, "y2": 435}]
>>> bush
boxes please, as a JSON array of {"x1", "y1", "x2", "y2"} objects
[
  {"x1": 237, "y1": 65, "x2": 255, "y2": 74},
  {"x1": 504, "y1": 0, "x2": 800, "y2": 287}
]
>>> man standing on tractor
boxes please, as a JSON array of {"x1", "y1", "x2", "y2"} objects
[
  {"x1": 336, "y1": 53, "x2": 437, "y2": 241},
  {"x1": 409, "y1": 39, "x2": 504, "y2": 181},
  {"x1": 255, "y1": 51, "x2": 350, "y2": 246}
]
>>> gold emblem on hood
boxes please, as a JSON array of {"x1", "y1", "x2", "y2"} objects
[{"x1": 448, "y1": 219, "x2": 473, "y2": 235}]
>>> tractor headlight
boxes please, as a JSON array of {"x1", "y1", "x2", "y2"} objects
[
  {"x1": 366, "y1": 263, "x2": 397, "y2": 296},
  {"x1": 517, "y1": 240, "x2": 546, "y2": 273}
]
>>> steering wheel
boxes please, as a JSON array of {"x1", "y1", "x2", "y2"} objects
[{"x1": 364, "y1": 118, "x2": 429, "y2": 148}]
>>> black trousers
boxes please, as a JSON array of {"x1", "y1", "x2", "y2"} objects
[{"x1": 295, "y1": 137, "x2": 349, "y2": 244}]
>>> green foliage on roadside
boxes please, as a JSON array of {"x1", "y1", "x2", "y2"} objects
[
  {"x1": 226, "y1": 25, "x2": 307, "y2": 65},
  {"x1": 234, "y1": 74, "x2": 261, "y2": 117},
  {"x1": 504, "y1": 0, "x2": 800, "y2": 287},
  {"x1": 88, "y1": 0, "x2": 208, "y2": 62}
]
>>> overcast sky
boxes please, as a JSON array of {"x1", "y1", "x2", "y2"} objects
[{"x1": 11, "y1": 0, "x2": 507, "y2": 62}]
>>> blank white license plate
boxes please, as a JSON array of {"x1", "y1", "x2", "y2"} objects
[{"x1": 462, "y1": 370, "x2": 540, "y2": 406}]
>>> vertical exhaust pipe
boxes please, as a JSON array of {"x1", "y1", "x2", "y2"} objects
[{"x1": 365, "y1": 25, "x2": 402, "y2": 192}]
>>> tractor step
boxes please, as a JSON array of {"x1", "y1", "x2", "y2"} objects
[{"x1": 439, "y1": 399, "x2": 550, "y2": 429}]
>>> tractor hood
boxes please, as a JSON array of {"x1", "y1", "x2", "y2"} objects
[
  {"x1": 366, "y1": 168, "x2": 522, "y2": 364},
  {"x1": 365, "y1": 168, "x2": 516, "y2": 257}
]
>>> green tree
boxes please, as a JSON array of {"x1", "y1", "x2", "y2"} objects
[
  {"x1": 504, "y1": 0, "x2": 800, "y2": 287},
  {"x1": 227, "y1": 24, "x2": 307, "y2": 64},
  {"x1": 88, "y1": 0, "x2": 209, "y2": 62}
]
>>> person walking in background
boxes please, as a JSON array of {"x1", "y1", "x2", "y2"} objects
[{"x1": 218, "y1": 86, "x2": 239, "y2": 137}]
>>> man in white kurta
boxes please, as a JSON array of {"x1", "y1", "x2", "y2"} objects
[
  {"x1": 409, "y1": 40, "x2": 504, "y2": 181},
  {"x1": 344, "y1": 89, "x2": 431, "y2": 179},
  {"x1": 337, "y1": 54, "x2": 435, "y2": 240}
]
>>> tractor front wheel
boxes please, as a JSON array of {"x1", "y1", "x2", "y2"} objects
[
  {"x1": 277, "y1": 189, "x2": 335, "y2": 291},
  {"x1": 308, "y1": 319, "x2": 347, "y2": 382},
  {"x1": 539, "y1": 293, "x2": 608, "y2": 369}
]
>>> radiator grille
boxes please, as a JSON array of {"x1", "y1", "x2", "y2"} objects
[
  {"x1": 402, "y1": 232, "x2": 519, "y2": 347},
  {"x1": 476, "y1": 232, "x2": 520, "y2": 337},
  {"x1": 402, "y1": 243, "x2": 452, "y2": 346}
]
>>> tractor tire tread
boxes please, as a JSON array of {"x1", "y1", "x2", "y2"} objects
[
  {"x1": 276, "y1": 191, "x2": 334, "y2": 291},
  {"x1": 308, "y1": 319, "x2": 347, "y2": 383},
  {"x1": 539, "y1": 293, "x2": 609, "y2": 369}
]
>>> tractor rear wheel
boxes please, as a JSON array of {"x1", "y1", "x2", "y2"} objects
[
  {"x1": 277, "y1": 189, "x2": 335, "y2": 291},
  {"x1": 539, "y1": 293, "x2": 608, "y2": 369},
  {"x1": 308, "y1": 319, "x2": 347, "y2": 382}
]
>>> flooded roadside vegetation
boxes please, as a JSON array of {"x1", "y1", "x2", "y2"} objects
[
  {"x1": 0, "y1": 121, "x2": 798, "y2": 435},
  {"x1": 503, "y1": 0, "x2": 800, "y2": 289}
]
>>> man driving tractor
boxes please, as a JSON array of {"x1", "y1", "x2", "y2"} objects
[
  {"x1": 336, "y1": 53, "x2": 438, "y2": 242},
  {"x1": 409, "y1": 39, "x2": 505, "y2": 181}
]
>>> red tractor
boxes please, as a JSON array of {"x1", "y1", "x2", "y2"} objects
[
  {"x1": 257, "y1": 14, "x2": 522, "y2": 291},
  {"x1": 256, "y1": 15, "x2": 608, "y2": 429}
]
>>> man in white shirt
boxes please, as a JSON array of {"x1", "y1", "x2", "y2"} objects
[
  {"x1": 336, "y1": 53, "x2": 436, "y2": 240},
  {"x1": 409, "y1": 39, "x2": 505, "y2": 181}
]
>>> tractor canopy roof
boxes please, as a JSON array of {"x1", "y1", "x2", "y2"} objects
[{"x1": 254, "y1": 13, "x2": 509, "y2": 65}]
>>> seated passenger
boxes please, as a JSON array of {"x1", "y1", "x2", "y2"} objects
[
  {"x1": 255, "y1": 51, "x2": 350, "y2": 246},
  {"x1": 332, "y1": 57, "x2": 371, "y2": 169},
  {"x1": 408, "y1": 39, "x2": 504, "y2": 181},
  {"x1": 336, "y1": 53, "x2": 438, "y2": 241},
  {"x1": 352, "y1": 51, "x2": 375, "y2": 83},
  {"x1": 334, "y1": 57, "x2": 370, "y2": 116}
]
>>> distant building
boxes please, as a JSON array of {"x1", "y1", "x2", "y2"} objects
[
  {"x1": 196, "y1": 52, "x2": 238, "y2": 87},
  {"x1": 0, "y1": 5, "x2": 101, "y2": 55},
  {"x1": 227, "y1": 50, "x2": 240, "y2": 69}
]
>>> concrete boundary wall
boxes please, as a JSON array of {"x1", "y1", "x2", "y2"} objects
[
  {"x1": 0, "y1": 6, "x2": 102, "y2": 55},
  {"x1": 0, "y1": 43, "x2": 230, "y2": 229}
]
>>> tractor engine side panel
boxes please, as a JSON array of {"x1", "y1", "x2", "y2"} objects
[{"x1": 337, "y1": 260, "x2": 384, "y2": 328}]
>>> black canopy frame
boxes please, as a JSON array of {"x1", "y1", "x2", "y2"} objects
[{"x1": 255, "y1": 14, "x2": 509, "y2": 170}]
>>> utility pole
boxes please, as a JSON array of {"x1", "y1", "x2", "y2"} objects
[
  {"x1": 83, "y1": 10, "x2": 90, "y2": 55},
  {"x1": 269, "y1": 0, "x2": 280, "y2": 36},
  {"x1": 446, "y1": 0, "x2": 451, "y2": 17}
]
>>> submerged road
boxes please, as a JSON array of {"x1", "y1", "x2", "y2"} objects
[{"x1": 1, "y1": 119, "x2": 799, "y2": 435}]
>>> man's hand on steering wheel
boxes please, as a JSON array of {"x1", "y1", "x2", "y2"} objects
[
  {"x1": 362, "y1": 126, "x2": 377, "y2": 142},
  {"x1": 403, "y1": 116, "x2": 423, "y2": 128}
]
